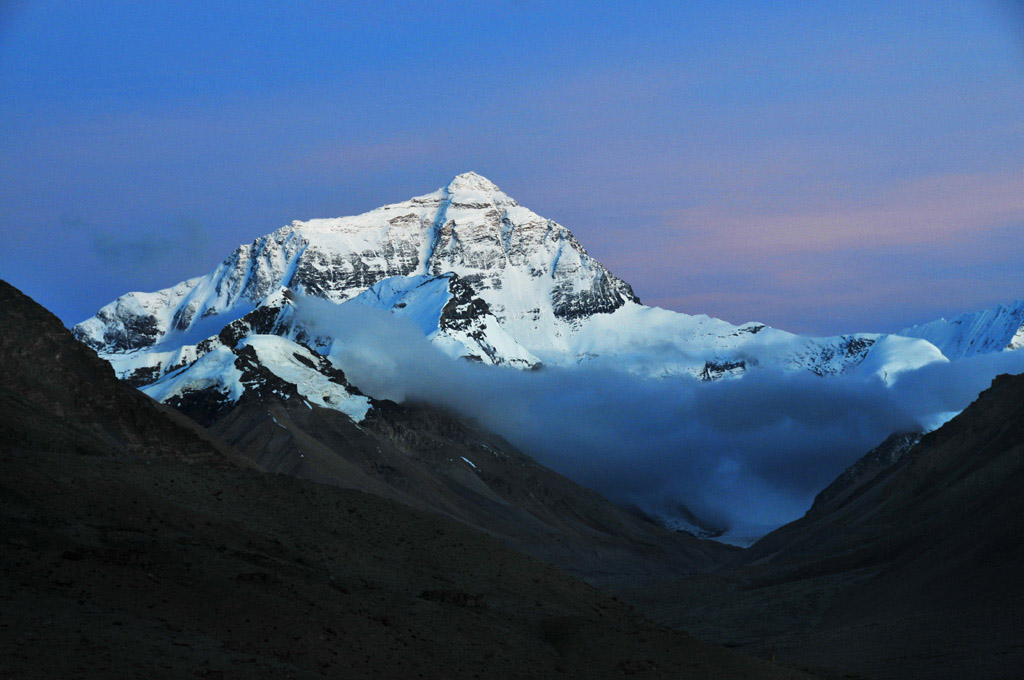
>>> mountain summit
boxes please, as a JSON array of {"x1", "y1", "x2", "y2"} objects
[
  {"x1": 74, "y1": 172, "x2": 639, "y2": 365},
  {"x1": 445, "y1": 170, "x2": 502, "y2": 193}
]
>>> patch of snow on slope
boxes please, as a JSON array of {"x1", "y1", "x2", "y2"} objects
[
  {"x1": 73, "y1": 277, "x2": 204, "y2": 351},
  {"x1": 105, "y1": 344, "x2": 203, "y2": 382},
  {"x1": 239, "y1": 335, "x2": 371, "y2": 421},
  {"x1": 350, "y1": 275, "x2": 452, "y2": 335},
  {"x1": 142, "y1": 346, "x2": 243, "y2": 404},
  {"x1": 346, "y1": 274, "x2": 540, "y2": 367}
]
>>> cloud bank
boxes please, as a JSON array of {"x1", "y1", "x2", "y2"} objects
[{"x1": 296, "y1": 297, "x2": 1024, "y2": 536}]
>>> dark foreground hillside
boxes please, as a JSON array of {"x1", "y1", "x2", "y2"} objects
[
  {"x1": 0, "y1": 449, "x2": 808, "y2": 679},
  {"x1": 0, "y1": 279, "x2": 807, "y2": 677}
]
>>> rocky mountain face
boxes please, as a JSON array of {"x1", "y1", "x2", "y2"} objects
[
  {"x1": 622, "y1": 373, "x2": 1024, "y2": 680},
  {"x1": 900, "y1": 298, "x2": 1024, "y2": 359},
  {"x1": 0, "y1": 281, "x2": 808, "y2": 680},
  {"x1": 73, "y1": 172, "x2": 949, "y2": 385}
]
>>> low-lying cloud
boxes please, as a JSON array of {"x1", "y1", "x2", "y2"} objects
[{"x1": 297, "y1": 297, "x2": 1024, "y2": 536}]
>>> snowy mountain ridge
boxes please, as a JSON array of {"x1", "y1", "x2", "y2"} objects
[{"x1": 899, "y1": 299, "x2": 1024, "y2": 360}]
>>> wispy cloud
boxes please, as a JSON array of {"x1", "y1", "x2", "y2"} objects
[
  {"x1": 596, "y1": 170, "x2": 1024, "y2": 332},
  {"x1": 59, "y1": 215, "x2": 212, "y2": 273}
]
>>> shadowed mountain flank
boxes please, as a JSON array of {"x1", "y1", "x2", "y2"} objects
[{"x1": 621, "y1": 373, "x2": 1024, "y2": 680}]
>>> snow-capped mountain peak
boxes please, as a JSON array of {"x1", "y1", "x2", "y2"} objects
[
  {"x1": 74, "y1": 173, "x2": 956, "y2": 393},
  {"x1": 74, "y1": 172, "x2": 639, "y2": 358}
]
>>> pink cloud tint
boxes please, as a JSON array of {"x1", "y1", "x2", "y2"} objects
[{"x1": 661, "y1": 171, "x2": 1024, "y2": 256}]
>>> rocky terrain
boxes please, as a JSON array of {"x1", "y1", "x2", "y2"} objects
[{"x1": 0, "y1": 279, "x2": 811, "y2": 679}]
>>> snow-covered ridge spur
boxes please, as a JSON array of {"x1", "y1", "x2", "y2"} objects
[
  {"x1": 899, "y1": 299, "x2": 1024, "y2": 360},
  {"x1": 72, "y1": 172, "x2": 1018, "y2": 421}
]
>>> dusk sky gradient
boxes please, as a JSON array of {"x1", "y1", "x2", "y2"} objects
[{"x1": 1, "y1": 1, "x2": 1022, "y2": 334}]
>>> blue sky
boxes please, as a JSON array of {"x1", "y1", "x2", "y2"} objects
[{"x1": 1, "y1": 1, "x2": 1022, "y2": 334}]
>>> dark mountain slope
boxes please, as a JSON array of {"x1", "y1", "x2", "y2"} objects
[
  {"x1": 203, "y1": 390, "x2": 728, "y2": 582},
  {"x1": 743, "y1": 373, "x2": 1024, "y2": 599},
  {"x1": 622, "y1": 374, "x2": 1024, "y2": 679},
  {"x1": 0, "y1": 280, "x2": 806, "y2": 680},
  {"x1": 0, "y1": 280, "x2": 238, "y2": 465},
  {"x1": 1, "y1": 449, "x2": 811, "y2": 680},
  {"x1": 806, "y1": 431, "x2": 921, "y2": 515}
]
